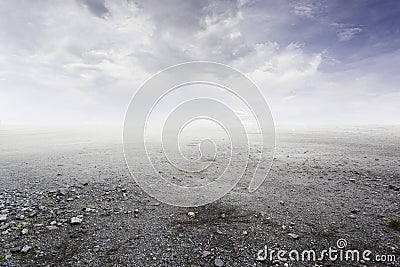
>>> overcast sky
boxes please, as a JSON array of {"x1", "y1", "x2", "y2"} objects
[{"x1": 0, "y1": 0, "x2": 399, "y2": 125}]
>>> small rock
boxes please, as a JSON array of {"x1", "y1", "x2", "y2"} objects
[
  {"x1": 84, "y1": 208, "x2": 96, "y2": 213},
  {"x1": 46, "y1": 225, "x2": 58, "y2": 230},
  {"x1": 21, "y1": 228, "x2": 28, "y2": 235},
  {"x1": 187, "y1": 212, "x2": 195, "y2": 218},
  {"x1": 201, "y1": 250, "x2": 211, "y2": 257},
  {"x1": 288, "y1": 233, "x2": 300, "y2": 239},
  {"x1": 10, "y1": 247, "x2": 22, "y2": 253},
  {"x1": 214, "y1": 258, "x2": 224, "y2": 267},
  {"x1": 70, "y1": 217, "x2": 83, "y2": 225},
  {"x1": 0, "y1": 214, "x2": 7, "y2": 222},
  {"x1": 351, "y1": 209, "x2": 360, "y2": 214},
  {"x1": 0, "y1": 223, "x2": 9, "y2": 230},
  {"x1": 28, "y1": 211, "x2": 37, "y2": 218},
  {"x1": 59, "y1": 188, "x2": 69, "y2": 196},
  {"x1": 220, "y1": 213, "x2": 226, "y2": 218},
  {"x1": 389, "y1": 185, "x2": 399, "y2": 191},
  {"x1": 21, "y1": 245, "x2": 32, "y2": 253},
  {"x1": 242, "y1": 230, "x2": 248, "y2": 235}
]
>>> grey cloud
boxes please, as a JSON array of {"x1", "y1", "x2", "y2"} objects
[{"x1": 79, "y1": 0, "x2": 109, "y2": 18}]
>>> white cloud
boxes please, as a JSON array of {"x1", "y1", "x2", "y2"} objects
[
  {"x1": 336, "y1": 27, "x2": 363, "y2": 42},
  {"x1": 0, "y1": 0, "x2": 398, "y2": 125}
]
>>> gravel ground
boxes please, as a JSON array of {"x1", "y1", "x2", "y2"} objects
[{"x1": 0, "y1": 125, "x2": 399, "y2": 266}]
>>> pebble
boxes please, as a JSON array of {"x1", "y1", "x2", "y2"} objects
[
  {"x1": 46, "y1": 226, "x2": 58, "y2": 230},
  {"x1": 0, "y1": 214, "x2": 7, "y2": 222},
  {"x1": 21, "y1": 228, "x2": 28, "y2": 235},
  {"x1": 10, "y1": 247, "x2": 21, "y2": 253},
  {"x1": 187, "y1": 212, "x2": 195, "y2": 218},
  {"x1": 214, "y1": 258, "x2": 224, "y2": 267},
  {"x1": 201, "y1": 250, "x2": 211, "y2": 257},
  {"x1": 288, "y1": 233, "x2": 300, "y2": 239},
  {"x1": 59, "y1": 188, "x2": 69, "y2": 196},
  {"x1": 70, "y1": 217, "x2": 83, "y2": 224},
  {"x1": 21, "y1": 245, "x2": 32, "y2": 253}
]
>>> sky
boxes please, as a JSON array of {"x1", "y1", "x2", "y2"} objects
[{"x1": 0, "y1": 0, "x2": 399, "y2": 125}]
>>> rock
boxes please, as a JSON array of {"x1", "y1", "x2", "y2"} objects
[
  {"x1": 351, "y1": 209, "x2": 361, "y2": 214},
  {"x1": 242, "y1": 230, "x2": 248, "y2": 235},
  {"x1": 21, "y1": 228, "x2": 28, "y2": 235},
  {"x1": 84, "y1": 208, "x2": 96, "y2": 213},
  {"x1": 187, "y1": 212, "x2": 195, "y2": 218},
  {"x1": 70, "y1": 217, "x2": 83, "y2": 225},
  {"x1": 133, "y1": 209, "x2": 139, "y2": 214},
  {"x1": 59, "y1": 188, "x2": 69, "y2": 196},
  {"x1": 21, "y1": 245, "x2": 32, "y2": 253},
  {"x1": 28, "y1": 211, "x2": 37, "y2": 217},
  {"x1": 0, "y1": 214, "x2": 7, "y2": 222},
  {"x1": 288, "y1": 233, "x2": 300, "y2": 239},
  {"x1": 46, "y1": 226, "x2": 58, "y2": 230},
  {"x1": 220, "y1": 213, "x2": 226, "y2": 218},
  {"x1": 201, "y1": 250, "x2": 211, "y2": 257},
  {"x1": 10, "y1": 247, "x2": 22, "y2": 253},
  {"x1": 1, "y1": 209, "x2": 9, "y2": 214},
  {"x1": 214, "y1": 258, "x2": 224, "y2": 267},
  {"x1": 389, "y1": 185, "x2": 399, "y2": 191},
  {"x1": 0, "y1": 223, "x2": 9, "y2": 230}
]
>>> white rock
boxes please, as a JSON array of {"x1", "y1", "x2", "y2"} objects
[
  {"x1": 288, "y1": 233, "x2": 300, "y2": 239},
  {"x1": 21, "y1": 245, "x2": 31, "y2": 253},
  {"x1": 21, "y1": 228, "x2": 28, "y2": 235},
  {"x1": 0, "y1": 214, "x2": 7, "y2": 222},
  {"x1": 70, "y1": 217, "x2": 83, "y2": 224},
  {"x1": 187, "y1": 212, "x2": 195, "y2": 218}
]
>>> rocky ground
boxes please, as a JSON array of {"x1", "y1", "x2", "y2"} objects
[{"x1": 0, "y1": 126, "x2": 399, "y2": 266}]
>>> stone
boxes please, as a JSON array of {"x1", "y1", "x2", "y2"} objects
[
  {"x1": 288, "y1": 233, "x2": 300, "y2": 239},
  {"x1": 21, "y1": 245, "x2": 32, "y2": 253},
  {"x1": 21, "y1": 228, "x2": 28, "y2": 235},
  {"x1": 70, "y1": 217, "x2": 83, "y2": 224},
  {"x1": 0, "y1": 214, "x2": 7, "y2": 222},
  {"x1": 201, "y1": 250, "x2": 211, "y2": 257},
  {"x1": 59, "y1": 188, "x2": 69, "y2": 196},
  {"x1": 187, "y1": 212, "x2": 195, "y2": 218},
  {"x1": 214, "y1": 258, "x2": 224, "y2": 267}
]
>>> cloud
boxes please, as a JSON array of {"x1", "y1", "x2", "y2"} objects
[
  {"x1": 336, "y1": 27, "x2": 363, "y2": 42},
  {"x1": 0, "y1": 0, "x2": 398, "y2": 125},
  {"x1": 291, "y1": 0, "x2": 326, "y2": 18},
  {"x1": 79, "y1": 0, "x2": 109, "y2": 18}
]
